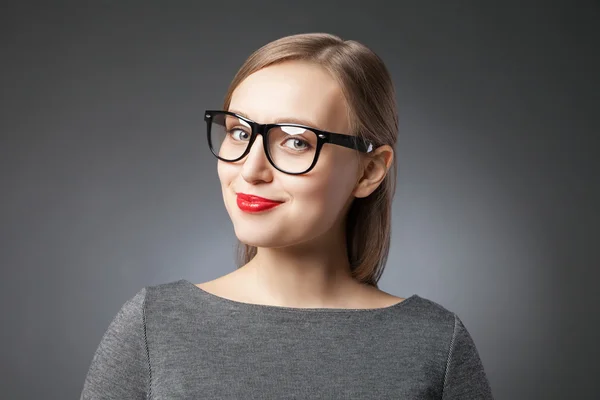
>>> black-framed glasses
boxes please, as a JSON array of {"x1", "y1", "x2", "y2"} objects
[{"x1": 204, "y1": 110, "x2": 373, "y2": 175}]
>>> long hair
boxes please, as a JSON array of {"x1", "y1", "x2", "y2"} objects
[{"x1": 221, "y1": 33, "x2": 398, "y2": 288}]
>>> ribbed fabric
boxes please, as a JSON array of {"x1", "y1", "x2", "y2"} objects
[{"x1": 80, "y1": 279, "x2": 493, "y2": 399}]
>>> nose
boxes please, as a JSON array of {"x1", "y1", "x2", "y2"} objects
[{"x1": 240, "y1": 134, "x2": 274, "y2": 183}]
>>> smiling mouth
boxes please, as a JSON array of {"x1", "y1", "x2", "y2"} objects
[{"x1": 236, "y1": 193, "x2": 283, "y2": 213}]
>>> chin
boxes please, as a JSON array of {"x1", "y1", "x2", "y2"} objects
[{"x1": 232, "y1": 223, "x2": 288, "y2": 248}]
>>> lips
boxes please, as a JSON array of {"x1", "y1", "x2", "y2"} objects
[{"x1": 236, "y1": 193, "x2": 283, "y2": 213}]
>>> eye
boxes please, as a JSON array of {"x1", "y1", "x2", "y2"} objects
[
  {"x1": 283, "y1": 137, "x2": 310, "y2": 151},
  {"x1": 228, "y1": 128, "x2": 251, "y2": 141}
]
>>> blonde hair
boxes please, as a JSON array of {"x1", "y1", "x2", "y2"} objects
[{"x1": 221, "y1": 33, "x2": 398, "y2": 288}]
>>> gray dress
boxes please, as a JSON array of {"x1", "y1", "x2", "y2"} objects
[{"x1": 80, "y1": 279, "x2": 494, "y2": 399}]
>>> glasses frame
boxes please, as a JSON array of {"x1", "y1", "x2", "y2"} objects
[{"x1": 204, "y1": 110, "x2": 374, "y2": 175}]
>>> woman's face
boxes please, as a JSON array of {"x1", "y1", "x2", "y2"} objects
[{"x1": 218, "y1": 60, "x2": 362, "y2": 248}]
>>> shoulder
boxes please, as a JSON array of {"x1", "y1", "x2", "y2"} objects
[
  {"x1": 402, "y1": 295, "x2": 490, "y2": 385},
  {"x1": 109, "y1": 280, "x2": 194, "y2": 322},
  {"x1": 130, "y1": 279, "x2": 190, "y2": 300},
  {"x1": 133, "y1": 279, "x2": 201, "y2": 315},
  {"x1": 387, "y1": 294, "x2": 473, "y2": 356},
  {"x1": 403, "y1": 294, "x2": 458, "y2": 328},
  {"x1": 408, "y1": 296, "x2": 481, "y2": 348}
]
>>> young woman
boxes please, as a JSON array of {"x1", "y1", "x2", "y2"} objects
[{"x1": 81, "y1": 33, "x2": 494, "y2": 399}]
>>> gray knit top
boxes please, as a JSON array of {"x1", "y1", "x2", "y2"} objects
[{"x1": 80, "y1": 279, "x2": 493, "y2": 399}]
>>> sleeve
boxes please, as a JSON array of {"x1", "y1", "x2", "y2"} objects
[
  {"x1": 441, "y1": 313, "x2": 494, "y2": 399},
  {"x1": 80, "y1": 287, "x2": 150, "y2": 400}
]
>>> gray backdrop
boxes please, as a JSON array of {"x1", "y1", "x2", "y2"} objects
[{"x1": 1, "y1": 1, "x2": 598, "y2": 399}]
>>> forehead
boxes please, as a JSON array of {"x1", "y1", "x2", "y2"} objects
[{"x1": 229, "y1": 60, "x2": 350, "y2": 133}]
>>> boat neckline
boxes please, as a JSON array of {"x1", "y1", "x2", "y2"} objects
[{"x1": 179, "y1": 279, "x2": 418, "y2": 314}]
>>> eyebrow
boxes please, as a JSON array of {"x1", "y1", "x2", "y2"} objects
[{"x1": 228, "y1": 109, "x2": 322, "y2": 130}]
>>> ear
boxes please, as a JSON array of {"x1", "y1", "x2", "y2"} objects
[{"x1": 352, "y1": 145, "x2": 394, "y2": 198}]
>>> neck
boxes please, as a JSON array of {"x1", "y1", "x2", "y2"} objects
[{"x1": 239, "y1": 223, "x2": 362, "y2": 308}]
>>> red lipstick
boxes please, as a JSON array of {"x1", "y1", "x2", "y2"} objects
[{"x1": 236, "y1": 193, "x2": 283, "y2": 213}]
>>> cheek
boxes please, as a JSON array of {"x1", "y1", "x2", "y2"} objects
[
  {"x1": 288, "y1": 154, "x2": 358, "y2": 224},
  {"x1": 217, "y1": 161, "x2": 237, "y2": 211},
  {"x1": 217, "y1": 160, "x2": 235, "y2": 187},
  {"x1": 297, "y1": 176, "x2": 350, "y2": 207},
  {"x1": 318, "y1": 150, "x2": 359, "y2": 201}
]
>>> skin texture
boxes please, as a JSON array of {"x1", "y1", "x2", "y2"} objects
[{"x1": 199, "y1": 59, "x2": 401, "y2": 309}]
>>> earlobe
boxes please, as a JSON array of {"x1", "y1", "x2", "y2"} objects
[
  {"x1": 352, "y1": 161, "x2": 377, "y2": 199},
  {"x1": 351, "y1": 157, "x2": 369, "y2": 198},
  {"x1": 352, "y1": 146, "x2": 394, "y2": 198}
]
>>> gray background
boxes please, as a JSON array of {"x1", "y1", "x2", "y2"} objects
[{"x1": 1, "y1": 1, "x2": 598, "y2": 399}]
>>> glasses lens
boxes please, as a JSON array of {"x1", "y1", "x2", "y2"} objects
[
  {"x1": 267, "y1": 126, "x2": 318, "y2": 173},
  {"x1": 207, "y1": 113, "x2": 318, "y2": 174},
  {"x1": 208, "y1": 113, "x2": 252, "y2": 160}
]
